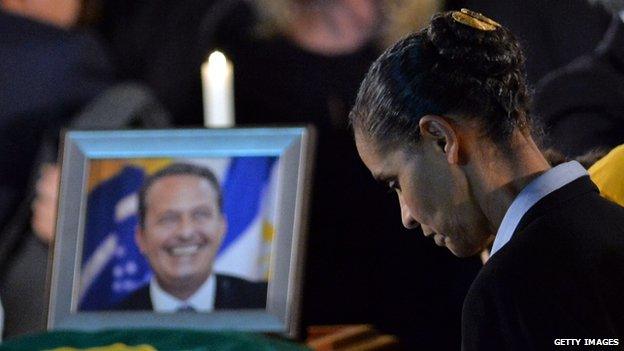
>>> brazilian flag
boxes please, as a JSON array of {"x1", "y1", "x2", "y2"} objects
[{"x1": 0, "y1": 329, "x2": 309, "y2": 351}]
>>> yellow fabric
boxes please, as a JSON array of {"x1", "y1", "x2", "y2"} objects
[
  {"x1": 588, "y1": 144, "x2": 624, "y2": 206},
  {"x1": 47, "y1": 343, "x2": 157, "y2": 351}
]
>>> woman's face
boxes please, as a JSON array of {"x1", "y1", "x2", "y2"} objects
[{"x1": 355, "y1": 130, "x2": 492, "y2": 257}]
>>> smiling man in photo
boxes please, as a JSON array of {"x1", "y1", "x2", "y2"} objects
[{"x1": 115, "y1": 163, "x2": 267, "y2": 312}]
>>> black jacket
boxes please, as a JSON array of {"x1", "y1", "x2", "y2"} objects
[
  {"x1": 462, "y1": 176, "x2": 624, "y2": 350},
  {"x1": 115, "y1": 274, "x2": 268, "y2": 311}
]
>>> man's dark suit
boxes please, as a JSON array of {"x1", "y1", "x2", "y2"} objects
[
  {"x1": 534, "y1": 16, "x2": 624, "y2": 157},
  {"x1": 462, "y1": 176, "x2": 624, "y2": 350},
  {"x1": 115, "y1": 274, "x2": 268, "y2": 310}
]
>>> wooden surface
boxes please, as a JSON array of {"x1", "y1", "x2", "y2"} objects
[{"x1": 306, "y1": 325, "x2": 400, "y2": 351}]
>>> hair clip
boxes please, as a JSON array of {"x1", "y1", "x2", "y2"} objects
[
  {"x1": 452, "y1": 8, "x2": 501, "y2": 31},
  {"x1": 461, "y1": 9, "x2": 501, "y2": 28}
]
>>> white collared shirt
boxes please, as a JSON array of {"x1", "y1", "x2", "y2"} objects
[
  {"x1": 490, "y1": 161, "x2": 588, "y2": 257},
  {"x1": 150, "y1": 274, "x2": 217, "y2": 312}
]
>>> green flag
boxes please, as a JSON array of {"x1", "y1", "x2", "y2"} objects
[{"x1": 0, "y1": 329, "x2": 309, "y2": 351}]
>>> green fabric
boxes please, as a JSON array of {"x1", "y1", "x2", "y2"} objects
[{"x1": 0, "y1": 329, "x2": 310, "y2": 351}]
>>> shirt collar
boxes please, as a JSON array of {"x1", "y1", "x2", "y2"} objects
[
  {"x1": 150, "y1": 274, "x2": 216, "y2": 312},
  {"x1": 490, "y1": 161, "x2": 588, "y2": 257}
]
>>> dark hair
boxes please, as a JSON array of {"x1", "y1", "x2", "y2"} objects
[
  {"x1": 350, "y1": 10, "x2": 532, "y2": 152},
  {"x1": 138, "y1": 163, "x2": 222, "y2": 228}
]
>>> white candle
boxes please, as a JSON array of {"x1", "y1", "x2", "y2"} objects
[{"x1": 201, "y1": 51, "x2": 235, "y2": 128}]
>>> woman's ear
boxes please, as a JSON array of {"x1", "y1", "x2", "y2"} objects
[{"x1": 419, "y1": 115, "x2": 460, "y2": 164}]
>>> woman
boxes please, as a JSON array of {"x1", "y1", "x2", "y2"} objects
[
  {"x1": 200, "y1": 1, "x2": 479, "y2": 348},
  {"x1": 350, "y1": 9, "x2": 624, "y2": 349}
]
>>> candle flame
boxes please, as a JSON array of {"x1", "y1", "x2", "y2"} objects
[{"x1": 208, "y1": 51, "x2": 228, "y2": 78}]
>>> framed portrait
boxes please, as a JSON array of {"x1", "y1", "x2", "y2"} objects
[{"x1": 47, "y1": 127, "x2": 315, "y2": 338}]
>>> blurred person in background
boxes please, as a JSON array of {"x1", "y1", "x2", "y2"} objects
[
  {"x1": 0, "y1": 0, "x2": 114, "y2": 338},
  {"x1": 199, "y1": 0, "x2": 480, "y2": 348},
  {"x1": 0, "y1": 0, "x2": 113, "y2": 233},
  {"x1": 533, "y1": 0, "x2": 624, "y2": 158},
  {"x1": 450, "y1": 0, "x2": 611, "y2": 84},
  {"x1": 0, "y1": 0, "x2": 228, "y2": 338}
]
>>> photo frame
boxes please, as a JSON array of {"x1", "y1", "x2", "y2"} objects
[{"x1": 48, "y1": 127, "x2": 315, "y2": 338}]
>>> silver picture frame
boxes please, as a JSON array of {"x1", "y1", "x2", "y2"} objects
[{"x1": 47, "y1": 127, "x2": 315, "y2": 338}]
